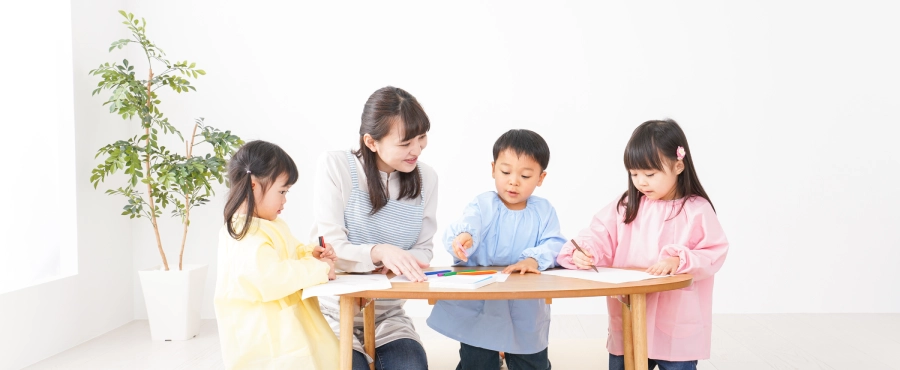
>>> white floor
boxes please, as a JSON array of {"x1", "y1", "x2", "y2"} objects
[{"x1": 24, "y1": 314, "x2": 900, "y2": 370}]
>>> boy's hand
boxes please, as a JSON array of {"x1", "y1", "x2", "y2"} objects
[
  {"x1": 573, "y1": 248, "x2": 596, "y2": 270},
  {"x1": 452, "y1": 233, "x2": 474, "y2": 262},
  {"x1": 502, "y1": 257, "x2": 540, "y2": 275},
  {"x1": 646, "y1": 257, "x2": 679, "y2": 276},
  {"x1": 314, "y1": 243, "x2": 337, "y2": 261}
]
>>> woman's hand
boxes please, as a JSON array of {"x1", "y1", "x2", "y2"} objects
[
  {"x1": 646, "y1": 256, "x2": 679, "y2": 276},
  {"x1": 502, "y1": 257, "x2": 540, "y2": 275},
  {"x1": 371, "y1": 244, "x2": 429, "y2": 282},
  {"x1": 451, "y1": 233, "x2": 473, "y2": 262}
]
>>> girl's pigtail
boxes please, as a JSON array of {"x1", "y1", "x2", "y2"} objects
[
  {"x1": 235, "y1": 173, "x2": 255, "y2": 239},
  {"x1": 224, "y1": 167, "x2": 255, "y2": 240}
]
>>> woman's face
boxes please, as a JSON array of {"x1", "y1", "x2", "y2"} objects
[{"x1": 364, "y1": 119, "x2": 428, "y2": 173}]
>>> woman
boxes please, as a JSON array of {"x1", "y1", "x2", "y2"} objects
[{"x1": 311, "y1": 86, "x2": 437, "y2": 369}]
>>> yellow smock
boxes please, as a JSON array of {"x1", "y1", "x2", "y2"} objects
[{"x1": 214, "y1": 216, "x2": 338, "y2": 369}]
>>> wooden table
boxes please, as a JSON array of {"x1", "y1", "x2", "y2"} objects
[{"x1": 337, "y1": 267, "x2": 692, "y2": 370}]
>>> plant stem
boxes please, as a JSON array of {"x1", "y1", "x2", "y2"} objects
[
  {"x1": 146, "y1": 68, "x2": 169, "y2": 271},
  {"x1": 178, "y1": 123, "x2": 199, "y2": 270}
]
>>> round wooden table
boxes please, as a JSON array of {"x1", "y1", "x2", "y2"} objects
[{"x1": 337, "y1": 267, "x2": 692, "y2": 370}]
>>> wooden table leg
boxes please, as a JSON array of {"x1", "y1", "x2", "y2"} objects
[
  {"x1": 339, "y1": 296, "x2": 355, "y2": 370},
  {"x1": 622, "y1": 298, "x2": 634, "y2": 370},
  {"x1": 630, "y1": 293, "x2": 648, "y2": 370},
  {"x1": 363, "y1": 300, "x2": 376, "y2": 370}
]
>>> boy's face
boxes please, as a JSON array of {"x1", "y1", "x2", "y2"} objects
[{"x1": 492, "y1": 149, "x2": 546, "y2": 210}]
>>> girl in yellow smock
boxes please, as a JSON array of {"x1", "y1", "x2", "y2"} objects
[{"x1": 214, "y1": 140, "x2": 339, "y2": 369}]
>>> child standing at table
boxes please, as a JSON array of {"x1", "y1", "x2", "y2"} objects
[
  {"x1": 557, "y1": 119, "x2": 728, "y2": 370},
  {"x1": 214, "y1": 140, "x2": 339, "y2": 369},
  {"x1": 427, "y1": 129, "x2": 566, "y2": 370}
]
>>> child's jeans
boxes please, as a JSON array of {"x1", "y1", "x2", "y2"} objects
[
  {"x1": 457, "y1": 342, "x2": 551, "y2": 370},
  {"x1": 609, "y1": 354, "x2": 697, "y2": 370}
]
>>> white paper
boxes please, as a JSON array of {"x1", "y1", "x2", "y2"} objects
[
  {"x1": 392, "y1": 273, "x2": 510, "y2": 283},
  {"x1": 542, "y1": 268, "x2": 667, "y2": 284},
  {"x1": 302, "y1": 274, "x2": 392, "y2": 300},
  {"x1": 389, "y1": 275, "x2": 435, "y2": 283},
  {"x1": 389, "y1": 275, "x2": 414, "y2": 283},
  {"x1": 429, "y1": 274, "x2": 497, "y2": 289}
]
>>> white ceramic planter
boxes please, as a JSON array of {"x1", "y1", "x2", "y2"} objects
[{"x1": 138, "y1": 264, "x2": 208, "y2": 341}]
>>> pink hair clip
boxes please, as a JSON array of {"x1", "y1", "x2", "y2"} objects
[{"x1": 676, "y1": 146, "x2": 686, "y2": 160}]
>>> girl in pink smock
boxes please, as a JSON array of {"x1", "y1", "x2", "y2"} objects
[{"x1": 556, "y1": 119, "x2": 728, "y2": 370}]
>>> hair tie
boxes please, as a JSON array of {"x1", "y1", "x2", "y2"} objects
[
  {"x1": 246, "y1": 169, "x2": 251, "y2": 174},
  {"x1": 676, "y1": 146, "x2": 686, "y2": 160}
]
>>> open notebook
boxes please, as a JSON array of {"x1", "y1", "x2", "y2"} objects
[{"x1": 429, "y1": 274, "x2": 497, "y2": 289}]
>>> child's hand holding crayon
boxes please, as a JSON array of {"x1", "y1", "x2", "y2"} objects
[
  {"x1": 314, "y1": 236, "x2": 337, "y2": 261},
  {"x1": 322, "y1": 257, "x2": 337, "y2": 280},
  {"x1": 314, "y1": 236, "x2": 337, "y2": 280},
  {"x1": 451, "y1": 233, "x2": 474, "y2": 262},
  {"x1": 572, "y1": 246, "x2": 596, "y2": 270},
  {"x1": 314, "y1": 243, "x2": 336, "y2": 261}
]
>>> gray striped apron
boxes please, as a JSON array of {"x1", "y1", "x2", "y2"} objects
[{"x1": 318, "y1": 151, "x2": 425, "y2": 358}]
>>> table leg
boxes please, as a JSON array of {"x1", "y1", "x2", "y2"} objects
[
  {"x1": 622, "y1": 298, "x2": 634, "y2": 370},
  {"x1": 630, "y1": 293, "x2": 648, "y2": 370},
  {"x1": 339, "y1": 296, "x2": 354, "y2": 370},
  {"x1": 363, "y1": 300, "x2": 376, "y2": 370}
]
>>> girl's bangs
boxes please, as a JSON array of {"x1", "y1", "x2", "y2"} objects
[
  {"x1": 275, "y1": 150, "x2": 299, "y2": 186},
  {"x1": 624, "y1": 135, "x2": 665, "y2": 171}
]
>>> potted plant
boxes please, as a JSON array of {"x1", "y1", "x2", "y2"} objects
[{"x1": 89, "y1": 10, "x2": 243, "y2": 341}]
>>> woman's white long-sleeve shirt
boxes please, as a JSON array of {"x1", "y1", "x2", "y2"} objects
[{"x1": 309, "y1": 150, "x2": 439, "y2": 272}]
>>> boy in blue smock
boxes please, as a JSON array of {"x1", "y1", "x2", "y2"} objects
[{"x1": 427, "y1": 129, "x2": 565, "y2": 370}]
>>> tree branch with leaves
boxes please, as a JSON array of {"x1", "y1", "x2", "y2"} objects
[{"x1": 90, "y1": 11, "x2": 243, "y2": 271}]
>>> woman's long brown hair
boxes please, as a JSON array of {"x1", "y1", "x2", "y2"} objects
[{"x1": 353, "y1": 86, "x2": 431, "y2": 214}]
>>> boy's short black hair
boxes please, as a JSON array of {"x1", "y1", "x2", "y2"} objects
[{"x1": 492, "y1": 129, "x2": 550, "y2": 170}]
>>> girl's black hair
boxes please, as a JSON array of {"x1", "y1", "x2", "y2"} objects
[
  {"x1": 618, "y1": 119, "x2": 714, "y2": 224},
  {"x1": 352, "y1": 86, "x2": 431, "y2": 214},
  {"x1": 223, "y1": 140, "x2": 299, "y2": 240}
]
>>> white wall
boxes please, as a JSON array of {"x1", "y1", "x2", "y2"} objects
[
  {"x1": 124, "y1": 0, "x2": 900, "y2": 318},
  {"x1": 0, "y1": 1, "x2": 134, "y2": 369}
]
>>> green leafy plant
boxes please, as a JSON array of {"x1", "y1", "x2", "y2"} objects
[{"x1": 90, "y1": 10, "x2": 244, "y2": 271}]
